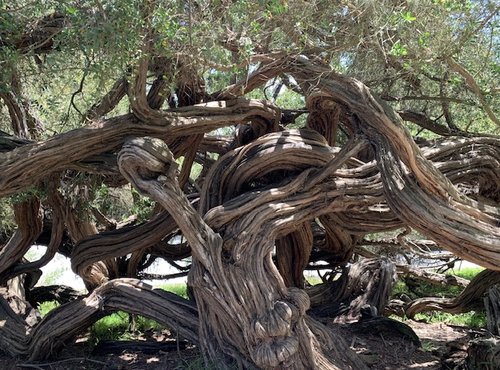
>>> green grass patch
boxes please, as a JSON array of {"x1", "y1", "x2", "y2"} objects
[
  {"x1": 37, "y1": 284, "x2": 189, "y2": 345},
  {"x1": 38, "y1": 301, "x2": 59, "y2": 317},
  {"x1": 158, "y1": 282, "x2": 188, "y2": 298},
  {"x1": 414, "y1": 311, "x2": 486, "y2": 328},
  {"x1": 448, "y1": 266, "x2": 484, "y2": 281},
  {"x1": 392, "y1": 266, "x2": 486, "y2": 328},
  {"x1": 305, "y1": 275, "x2": 323, "y2": 286},
  {"x1": 89, "y1": 312, "x2": 164, "y2": 344},
  {"x1": 393, "y1": 266, "x2": 484, "y2": 300},
  {"x1": 90, "y1": 312, "x2": 131, "y2": 343}
]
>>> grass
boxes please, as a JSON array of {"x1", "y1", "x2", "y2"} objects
[
  {"x1": 88, "y1": 312, "x2": 165, "y2": 345},
  {"x1": 87, "y1": 282, "x2": 192, "y2": 344},
  {"x1": 38, "y1": 300, "x2": 59, "y2": 317},
  {"x1": 159, "y1": 282, "x2": 189, "y2": 298},
  {"x1": 447, "y1": 266, "x2": 484, "y2": 281},
  {"x1": 305, "y1": 275, "x2": 323, "y2": 286},
  {"x1": 36, "y1": 282, "x2": 190, "y2": 345},
  {"x1": 392, "y1": 266, "x2": 486, "y2": 328},
  {"x1": 394, "y1": 267, "x2": 485, "y2": 300},
  {"x1": 36, "y1": 268, "x2": 486, "y2": 352},
  {"x1": 414, "y1": 311, "x2": 486, "y2": 328}
]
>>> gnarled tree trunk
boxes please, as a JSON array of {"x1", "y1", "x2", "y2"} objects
[{"x1": 0, "y1": 53, "x2": 499, "y2": 370}]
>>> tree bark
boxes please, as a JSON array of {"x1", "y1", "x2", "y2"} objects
[
  {"x1": 406, "y1": 270, "x2": 500, "y2": 318},
  {"x1": 117, "y1": 136, "x2": 367, "y2": 369},
  {"x1": 308, "y1": 258, "x2": 396, "y2": 321},
  {"x1": 466, "y1": 337, "x2": 500, "y2": 370},
  {"x1": 485, "y1": 285, "x2": 500, "y2": 336}
]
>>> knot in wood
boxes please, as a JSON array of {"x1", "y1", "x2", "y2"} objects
[
  {"x1": 286, "y1": 287, "x2": 310, "y2": 318},
  {"x1": 118, "y1": 137, "x2": 177, "y2": 188},
  {"x1": 250, "y1": 336, "x2": 299, "y2": 368},
  {"x1": 252, "y1": 301, "x2": 292, "y2": 340}
]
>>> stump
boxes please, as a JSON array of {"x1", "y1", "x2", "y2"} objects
[{"x1": 467, "y1": 337, "x2": 500, "y2": 370}]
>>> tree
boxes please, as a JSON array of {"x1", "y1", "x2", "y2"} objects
[{"x1": 0, "y1": 0, "x2": 499, "y2": 369}]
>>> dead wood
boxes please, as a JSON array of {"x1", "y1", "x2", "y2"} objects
[
  {"x1": 398, "y1": 264, "x2": 469, "y2": 289},
  {"x1": 117, "y1": 135, "x2": 367, "y2": 369},
  {"x1": 71, "y1": 211, "x2": 179, "y2": 283},
  {"x1": 0, "y1": 198, "x2": 43, "y2": 284},
  {"x1": 405, "y1": 270, "x2": 500, "y2": 319},
  {"x1": 308, "y1": 258, "x2": 396, "y2": 321},
  {"x1": 0, "y1": 279, "x2": 198, "y2": 360},
  {"x1": 26, "y1": 285, "x2": 83, "y2": 307},
  {"x1": 0, "y1": 99, "x2": 280, "y2": 198},
  {"x1": 466, "y1": 337, "x2": 500, "y2": 370},
  {"x1": 484, "y1": 285, "x2": 500, "y2": 336}
]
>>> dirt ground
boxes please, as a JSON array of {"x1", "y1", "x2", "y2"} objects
[{"x1": 0, "y1": 320, "x2": 489, "y2": 370}]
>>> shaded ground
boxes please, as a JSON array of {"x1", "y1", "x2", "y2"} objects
[{"x1": 0, "y1": 321, "x2": 489, "y2": 369}]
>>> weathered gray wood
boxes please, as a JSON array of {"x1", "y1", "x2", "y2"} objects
[
  {"x1": 485, "y1": 285, "x2": 500, "y2": 335},
  {"x1": 406, "y1": 270, "x2": 500, "y2": 319},
  {"x1": 467, "y1": 337, "x2": 500, "y2": 370},
  {"x1": 308, "y1": 258, "x2": 396, "y2": 322},
  {"x1": 0, "y1": 279, "x2": 198, "y2": 360}
]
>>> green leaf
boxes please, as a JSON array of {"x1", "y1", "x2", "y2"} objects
[
  {"x1": 402, "y1": 11, "x2": 416, "y2": 22},
  {"x1": 389, "y1": 40, "x2": 408, "y2": 57},
  {"x1": 65, "y1": 6, "x2": 78, "y2": 15}
]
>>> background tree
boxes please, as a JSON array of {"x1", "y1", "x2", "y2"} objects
[{"x1": 0, "y1": 0, "x2": 499, "y2": 369}]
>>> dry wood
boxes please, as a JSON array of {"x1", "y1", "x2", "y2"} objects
[
  {"x1": 398, "y1": 264, "x2": 469, "y2": 289},
  {"x1": 0, "y1": 52, "x2": 499, "y2": 370},
  {"x1": 0, "y1": 99, "x2": 280, "y2": 198},
  {"x1": 466, "y1": 337, "x2": 500, "y2": 370},
  {"x1": 484, "y1": 285, "x2": 500, "y2": 335},
  {"x1": 0, "y1": 279, "x2": 198, "y2": 360},
  {"x1": 308, "y1": 258, "x2": 396, "y2": 321},
  {"x1": 0, "y1": 199, "x2": 43, "y2": 283},
  {"x1": 118, "y1": 135, "x2": 366, "y2": 369},
  {"x1": 405, "y1": 270, "x2": 500, "y2": 318}
]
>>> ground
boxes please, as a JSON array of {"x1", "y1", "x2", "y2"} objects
[{"x1": 0, "y1": 320, "x2": 483, "y2": 370}]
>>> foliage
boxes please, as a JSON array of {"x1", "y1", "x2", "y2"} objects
[
  {"x1": 414, "y1": 311, "x2": 486, "y2": 328},
  {"x1": 0, "y1": 0, "x2": 497, "y2": 136},
  {"x1": 39, "y1": 267, "x2": 65, "y2": 286},
  {"x1": 0, "y1": 198, "x2": 14, "y2": 238},
  {"x1": 392, "y1": 267, "x2": 487, "y2": 328},
  {"x1": 38, "y1": 300, "x2": 59, "y2": 318},
  {"x1": 88, "y1": 312, "x2": 164, "y2": 345}
]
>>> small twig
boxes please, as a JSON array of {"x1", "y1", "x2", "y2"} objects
[
  {"x1": 18, "y1": 357, "x2": 107, "y2": 369},
  {"x1": 379, "y1": 333, "x2": 387, "y2": 348},
  {"x1": 139, "y1": 271, "x2": 189, "y2": 280},
  {"x1": 350, "y1": 336, "x2": 357, "y2": 348},
  {"x1": 17, "y1": 364, "x2": 44, "y2": 370}
]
